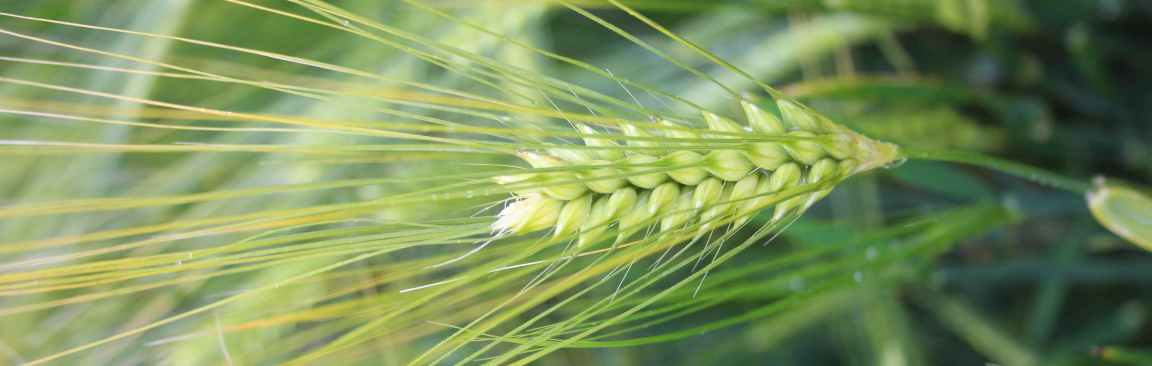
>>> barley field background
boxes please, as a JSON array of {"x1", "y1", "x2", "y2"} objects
[{"x1": 0, "y1": 1, "x2": 1151, "y2": 365}]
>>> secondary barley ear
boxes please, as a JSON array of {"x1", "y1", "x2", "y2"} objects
[
  {"x1": 1086, "y1": 176, "x2": 1152, "y2": 252},
  {"x1": 492, "y1": 97, "x2": 901, "y2": 244}
]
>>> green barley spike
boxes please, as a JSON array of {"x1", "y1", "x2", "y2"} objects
[{"x1": 493, "y1": 99, "x2": 900, "y2": 246}]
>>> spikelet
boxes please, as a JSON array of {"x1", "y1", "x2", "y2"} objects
[{"x1": 492, "y1": 99, "x2": 901, "y2": 245}]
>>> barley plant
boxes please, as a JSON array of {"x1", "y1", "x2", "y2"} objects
[{"x1": 1, "y1": 0, "x2": 1151, "y2": 365}]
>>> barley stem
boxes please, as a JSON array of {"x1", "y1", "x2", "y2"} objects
[{"x1": 903, "y1": 148, "x2": 1091, "y2": 194}]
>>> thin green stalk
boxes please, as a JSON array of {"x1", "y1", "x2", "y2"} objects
[{"x1": 903, "y1": 148, "x2": 1091, "y2": 194}]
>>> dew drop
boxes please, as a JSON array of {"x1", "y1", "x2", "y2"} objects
[
  {"x1": 466, "y1": 190, "x2": 474, "y2": 198},
  {"x1": 866, "y1": 246, "x2": 878, "y2": 260},
  {"x1": 790, "y1": 277, "x2": 805, "y2": 292},
  {"x1": 342, "y1": 19, "x2": 350, "y2": 26},
  {"x1": 854, "y1": 272, "x2": 864, "y2": 282},
  {"x1": 174, "y1": 261, "x2": 182, "y2": 266}
]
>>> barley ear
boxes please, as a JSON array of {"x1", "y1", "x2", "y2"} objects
[
  {"x1": 1086, "y1": 176, "x2": 1152, "y2": 252},
  {"x1": 493, "y1": 95, "x2": 905, "y2": 243}
]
